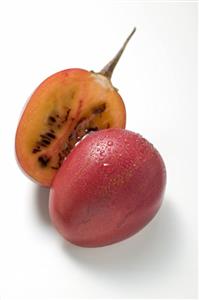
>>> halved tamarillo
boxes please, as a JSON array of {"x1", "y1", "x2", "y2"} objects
[{"x1": 15, "y1": 28, "x2": 136, "y2": 187}]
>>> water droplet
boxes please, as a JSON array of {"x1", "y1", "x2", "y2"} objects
[
  {"x1": 104, "y1": 164, "x2": 113, "y2": 174},
  {"x1": 108, "y1": 141, "x2": 113, "y2": 146},
  {"x1": 103, "y1": 163, "x2": 109, "y2": 167}
]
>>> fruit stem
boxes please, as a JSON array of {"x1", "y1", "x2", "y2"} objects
[{"x1": 100, "y1": 27, "x2": 136, "y2": 80}]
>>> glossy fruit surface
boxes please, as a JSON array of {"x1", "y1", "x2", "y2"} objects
[
  {"x1": 15, "y1": 29, "x2": 136, "y2": 187},
  {"x1": 49, "y1": 129, "x2": 166, "y2": 247}
]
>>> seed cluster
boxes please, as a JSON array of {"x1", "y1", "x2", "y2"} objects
[
  {"x1": 47, "y1": 109, "x2": 71, "y2": 129},
  {"x1": 32, "y1": 108, "x2": 71, "y2": 154},
  {"x1": 32, "y1": 129, "x2": 56, "y2": 154},
  {"x1": 34, "y1": 103, "x2": 108, "y2": 170}
]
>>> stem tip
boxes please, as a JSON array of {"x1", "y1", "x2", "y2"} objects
[{"x1": 100, "y1": 27, "x2": 136, "y2": 79}]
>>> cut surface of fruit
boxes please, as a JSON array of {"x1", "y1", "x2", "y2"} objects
[{"x1": 15, "y1": 69, "x2": 125, "y2": 186}]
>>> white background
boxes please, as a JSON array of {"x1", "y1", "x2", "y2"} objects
[{"x1": 0, "y1": 1, "x2": 197, "y2": 299}]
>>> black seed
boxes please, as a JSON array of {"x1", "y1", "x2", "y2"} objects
[
  {"x1": 46, "y1": 132, "x2": 56, "y2": 139},
  {"x1": 92, "y1": 103, "x2": 106, "y2": 114},
  {"x1": 40, "y1": 134, "x2": 51, "y2": 142},
  {"x1": 38, "y1": 155, "x2": 51, "y2": 167},
  {"x1": 42, "y1": 139, "x2": 50, "y2": 145},
  {"x1": 106, "y1": 122, "x2": 110, "y2": 128},
  {"x1": 48, "y1": 116, "x2": 56, "y2": 123},
  {"x1": 63, "y1": 109, "x2": 71, "y2": 122},
  {"x1": 32, "y1": 148, "x2": 41, "y2": 153},
  {"x1": 39, "y1": 142, "x2": 47, "y2": 147},
  {"x1": 87, "y1": 127, "x2": 98, "y2": 132}
]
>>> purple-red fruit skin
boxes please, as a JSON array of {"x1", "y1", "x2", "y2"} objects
[{"x1": 49, "y1": 129, "x2": 166, "y2": 247}]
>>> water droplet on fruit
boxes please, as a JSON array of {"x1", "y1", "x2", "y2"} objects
[
  {"x1": 99, "y1": 150, "x2": 106, "y2": 160},
  {"x1": 103, "y1": 163, "x2": 113, "y2": 174},
  {"x1": 108, "y1": 141, "x2": 113, "y2": 146}
]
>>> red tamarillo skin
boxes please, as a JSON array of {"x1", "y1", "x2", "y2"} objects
[{"x1": 49, "y1": 129, "x2": 166, "y2": 247}]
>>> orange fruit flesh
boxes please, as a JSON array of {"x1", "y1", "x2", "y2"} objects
[{"x1": 15, "y1": 68, "x2": 126, "y2": 187}]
